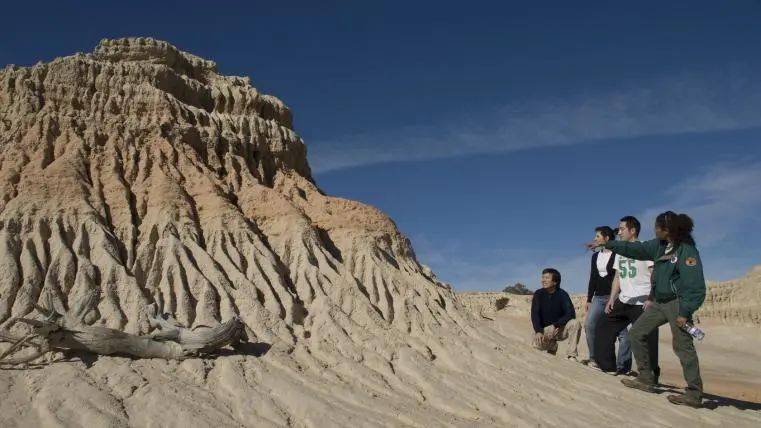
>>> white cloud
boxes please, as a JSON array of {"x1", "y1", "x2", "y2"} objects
[
  {"x1": 639, "y1": 160, "x2": 761, "y2": 247},
  {"x1": 413, "y1": 236, "x2": 593, "y2": 294},
  {"x1": 310, "y1": 68, "x2": 761, "y2": 172},
  {"x1": 637, "y1": 159, "x2": 761, "y2": 281},
  {"x1": 430, "y1": 250, "x2": 593, "y2": 295}
]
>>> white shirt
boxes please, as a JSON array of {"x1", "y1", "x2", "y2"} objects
[
  {"x1": 613, "y1": 246, "x2": 654, "y2": 305},
  {"x1": 596, "y1": 249, "x2": 613, "y2": 278}
]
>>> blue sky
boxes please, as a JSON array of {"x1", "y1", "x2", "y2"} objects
[{"x1": 2, "y1": 1, "x2": 760, "y2": 293}]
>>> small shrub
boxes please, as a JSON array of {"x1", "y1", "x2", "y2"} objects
[
  {"x1": 503, "y1": 283, "x2": 532, "y2": 295},
  {"x1": 494, "y1": 297, "x2": 509, "y2": 311}
]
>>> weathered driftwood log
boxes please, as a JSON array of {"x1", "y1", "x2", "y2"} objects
[{"x1": 0, "y1": 291, "x2": 245, "y2": 366}]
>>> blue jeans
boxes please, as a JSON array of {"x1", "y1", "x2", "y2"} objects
[
  {"x1": 617, "y1": 326, "x2": 632, "y2": 372},
  {"x1": 586, "y1": 295, "x2": 630, "y2": 370}
]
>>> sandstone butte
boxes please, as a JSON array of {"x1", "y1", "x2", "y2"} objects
[{"x1": 0, "y1": 38, "x2": 759, "y2": 427}]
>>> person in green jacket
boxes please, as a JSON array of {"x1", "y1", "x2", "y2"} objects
[{"x1": 589, "y1": 211, "x2": 706, "y2": 408}]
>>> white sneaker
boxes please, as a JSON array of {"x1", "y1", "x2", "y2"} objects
[{"x1": 587, "y1": 361, "x2": 600, "y2": 369}]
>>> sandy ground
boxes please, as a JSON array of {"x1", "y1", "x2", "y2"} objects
[
  {"x1": 490, "y1": 309, "x2": 761, "y2": 406},
  {"x1": 657, "y1": 322, "x2": 761, "y2": 404},
  {"x1": 1, "y1": 313, "x2": 760, "y2": 427}
]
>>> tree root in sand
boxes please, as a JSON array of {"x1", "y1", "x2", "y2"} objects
[{"x1": 0, "y1": 291, "x2": 245, "y2": 366}]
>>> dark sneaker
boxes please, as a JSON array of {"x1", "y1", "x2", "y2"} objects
[
  {"x1": 667, "y1": 394, "x2": 702, "y2": 408},
  {"x1": 588, "y1": 364, "x2": 615, "y2": 375},
  {"x1": 621, "y1": 377, "x2": 656, "y2": 393}
]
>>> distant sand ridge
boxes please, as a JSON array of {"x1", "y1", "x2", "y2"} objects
[
  {"x1": 697, "y1": 265, "x2": 761, "y2": 326},
  {"x1": 0, "y1": 39, "x2": 759, "y2": 427},
  {"x1": 459, "y1": 266, "x2": 761, "y2": 327}
]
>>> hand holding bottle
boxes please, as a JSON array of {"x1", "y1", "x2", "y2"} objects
[{"x1": 680, "y1": 321, "x2": 705, "y2": 341}]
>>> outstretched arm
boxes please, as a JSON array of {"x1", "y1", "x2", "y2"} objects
[{"x1": 604, "y1": 239, "x2": 660, "y2": 261}]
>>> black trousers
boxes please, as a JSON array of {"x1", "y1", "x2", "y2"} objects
[{"x1": 595, "y1": 299, "x2": 659, "y2": 376}]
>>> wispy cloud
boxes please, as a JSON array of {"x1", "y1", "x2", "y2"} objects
[
  {"x1": 311, "y1": 68, "x2": 761, "y2": 172},
  {"x1": 639, "y1": 159, "x2": 761, "y2": 245},
  {"x1": 637, "y1": 159, "x2": 761, "y2": 281},
  {"x1": 413, "y1": 236, "x2": 592, "y2": 293}
]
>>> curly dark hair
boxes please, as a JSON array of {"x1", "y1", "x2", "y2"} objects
[{"x1": 655, "y1": 211, "x2": 695, "y2": 246}]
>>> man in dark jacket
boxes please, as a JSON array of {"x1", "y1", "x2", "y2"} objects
[{"x1": 531, "y1": 268, "x2": 582, "y2": 360}]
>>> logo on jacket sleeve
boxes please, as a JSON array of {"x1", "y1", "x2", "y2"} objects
[
  {"x1": 685, "y1": 257, "x2": 698, "y2": 266},
  {"x1": 670, "y1": 255, "x2": 678, "y2": 264}
]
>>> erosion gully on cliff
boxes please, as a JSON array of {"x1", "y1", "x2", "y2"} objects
[{"x1": 0, "y1": 38, "x2": 758, "y2": 427}]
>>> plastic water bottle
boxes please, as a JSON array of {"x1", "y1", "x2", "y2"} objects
[{"x1": 681, "y1": 322, "x2": 705, "y2": 341}]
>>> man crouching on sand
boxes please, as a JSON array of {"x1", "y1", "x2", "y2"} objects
[{"x1": 531, "y1": 268, "x2": 582, "y2": 360}]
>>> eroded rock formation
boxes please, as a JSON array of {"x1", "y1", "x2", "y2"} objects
[
  {"x1": 697, "y1": 265, "x2": 761, "y2": 326},
  {"x1": 456, "y1": 292, "x2": 511, "y2": 319},
  {"x1": 0, "y1": 37, "x2": 462, "y2": 345}
]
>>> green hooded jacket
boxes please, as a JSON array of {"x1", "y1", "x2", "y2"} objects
[{"x1": 603, "y1": 239, "x2": 706, "y2": 318}]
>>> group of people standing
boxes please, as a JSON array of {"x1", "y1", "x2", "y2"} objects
[{"x1": 529, "y1": 211, "x2": 707, "y2": 408}]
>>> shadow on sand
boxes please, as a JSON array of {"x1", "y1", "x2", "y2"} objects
[
  {"x1": 657, "y1": 383, "x2": 761, "y2": 411},
  {"x1": 220, "y1": 341, "x2": 272, "y2": 358}
]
